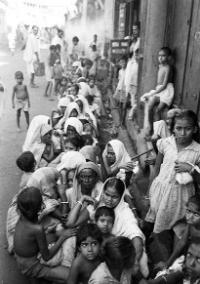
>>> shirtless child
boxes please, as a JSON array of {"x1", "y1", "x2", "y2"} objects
[
  {"x1": 14, "y1": 187, "x2": 76, "y2": 282},
  {"x1": 12, "y1": 71, "x2": 30, "y2": 131},
  {"x1": 68, "y1": 223, "x2": 102, "y2": 284},
  {"x1": 140, "y1": 47, "x2": 174, "y2": 138}
]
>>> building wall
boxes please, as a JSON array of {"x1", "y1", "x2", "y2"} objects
[{"x1": 138, "y1": 0, "x2": 200, "y2": 121}]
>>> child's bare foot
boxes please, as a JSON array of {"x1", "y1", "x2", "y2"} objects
[{"x1": 17, "y1": 127, "x2": 21, "y2": 132}]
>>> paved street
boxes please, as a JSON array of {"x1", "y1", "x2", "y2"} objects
[{"x1": 0, "y1": 47, "x2": 56, "y2": 283}]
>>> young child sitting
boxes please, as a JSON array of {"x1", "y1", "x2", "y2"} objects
[
  {"x1": 95, "y1": 206, "x2": 115, "y2": 242},
  {"x1": 67, "y1": 223, "x2": 102, "y2": 284},
  {"x1": 16, "y1": 151, "x2": 36, "y2": 188},
  {"x1": 57, "y1": 76, "x2": 69, "y2": 99},
  {"x1": 140, "y1": 47, "x2": 174, "y2": 137},
  {"x1": 14, "y1": 187, "x2": 76, "y2": 282},
  {"x1": 89, "y1": 236, "x2": 135, "y2": 284},
  {"x1": 150, "y1": 195, "x2": 200, "y2": 271},
  {"x1": 12, "y1": 71, "x2": 30, "y2": 131}
]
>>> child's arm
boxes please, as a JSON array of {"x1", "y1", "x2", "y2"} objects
[
  {"x1": 65, "y1": 195, "x2": 95, "y2": 227},
  {"x1": 165, "y1": 226, "x2": 189, "y2": 268},
  {"x1": 12, "y1": 86, "x2": 16, "y2": 108},
  {"x1": 154, "y1": 66, "x2": 170, "y2": 94},
  {"x1": 35, "y1": 224, "x2": 76, "y2": 261},
  {"x1": 67, "y1": 257, "x2": 81, "y2": 284},
  {"x1": 25, "y1": 85, "x2": 30, "y2": 107}
]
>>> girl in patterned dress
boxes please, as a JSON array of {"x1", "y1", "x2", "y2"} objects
[{"x1": 145, "y1": 110, "x2": 200, "y2": 234}]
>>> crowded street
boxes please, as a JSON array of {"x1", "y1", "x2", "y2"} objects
[{"x1": 1, "y1": 0, "x2": 200, "y2": 284}]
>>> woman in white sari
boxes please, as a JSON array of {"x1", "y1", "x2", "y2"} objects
[
  {"x1": 6, "y1": 167, "x2": 60, "y2": 254},
  {"x1": 64, "y1": 117, "x2": 83, "y2": 137},
  {"x1": 66, "y1": 161, "x2": 103, "y2": 210},
  {"x1": 23, "y1": 115, "x2": 54, "y2": 167},
  {"x1": 102, "y1": 139, "x2": 133, "y2": 178},
  {"x1": 75, "y1": 95, "x2": 97, "y2": 128},
  {"x1": 67, "y1": 177, "x2": 149, "y2": 277}
]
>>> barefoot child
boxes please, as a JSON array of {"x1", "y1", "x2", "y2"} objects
[
  {"x1": 144, "y1": 110, "x2": 200, "y2": 237},
  {"x1": 140, "y1": 47, "x2": 174, "y2": 137},
  {"x1": 67, "y1": 223, "x2": 102, "y2": 284},
  {"x1": 12, "y1": 71, "x2": 30, "y2": 131},
  {"x1": 14, "y1": 187, "x2": 76, "y2": 282}
]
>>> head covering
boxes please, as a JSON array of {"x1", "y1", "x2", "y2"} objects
[
  {"x1": 76, "y1": 95, "x2": 97, "y2": 128},
  {"x1": 57, "y1": 97, "x2": 71, "y2": 109},
  {"x1": 102, "y1": 139, "x2": 131, "y2": 173},
  {"x1": 64, "y1": 117, "x2": 83, "y2": 135},
  {"x1": 22, "y1": 115, "x2": 52, "y2": 166},
  {"x1": 27, "y1": 167, "x2": 60, "y2": 216},
  {"x1": 64, "y1": 102, "x2": 80, "y2": 119},
  {"x1": 66, "y1": 161, "x2": 102, "y2": 209},
  {"x1": 56, "y1": 151, "x2": 86, "y2": 172},
  {"x1": 99, "y1": 177, "x2": 148, "y2": 277},
  {"x1": 79, "y1": 145, "x2": 97, "y2": 163}
]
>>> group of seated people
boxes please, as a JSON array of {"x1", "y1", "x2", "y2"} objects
[{"x1": 5, "y1": 62, "x2": 200, "y2": 284}]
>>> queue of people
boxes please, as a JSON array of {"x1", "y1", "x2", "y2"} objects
[{"x1": 7, "y1": 24, "x2": 200, "y2": 284}]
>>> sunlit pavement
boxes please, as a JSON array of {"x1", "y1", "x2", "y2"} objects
[{"x1": 0, "y1": 47, "x2": 56, "y2": 284}]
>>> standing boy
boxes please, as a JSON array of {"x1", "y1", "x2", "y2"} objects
[{"x1": 12, "y1": 71, "x2": 30, "y2": 131}]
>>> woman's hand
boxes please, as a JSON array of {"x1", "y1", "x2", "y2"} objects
[
  {"x1": 80, "y1": 195, "x2": 96, "y2": 205},
  {"x1": 61, "y1": 228, "x2": 77, "y2": 240},
  {"x1": 174, "y1": 161, "x2": 192, "y2": 173},
  {"x1": 120, "y1": 161, "x2": 135, "y2": 171}
]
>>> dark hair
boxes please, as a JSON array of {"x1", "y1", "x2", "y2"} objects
[
  {"x1": 187, "y1": 195, "x2": 200, "y2": 212},
  {"x1": 55, "y1": 44, "x2": 61, "y2": 51},
  {"x1": 133, "y1": 21, "x2": 140, "y2": 30},
  {"x1": 72, "y1": 36, "x2": 79, "y2": 42},
  {"x1": 119, "y1": 55, "x2": 127, "y2": 62},
  {"x1": 72, "y1": 84, "x2": 79, "y2": 94},
  {"x1": 95, "y1": 206, "x2": 115, "y2": 223},
  {"x1": 104, "y1": 177, "x2": 125, "y2": 198},
  {"x1": 16, "y1": 151, "x2": 35, "y2": 172},
  {"x1": 77, "y1": 223, "x2": 103, "y2": 247},
  {"x1": 81, "y1": 134, "x2": 94, "y2": 146},
  {"x1": 171, "y1": 109, "x2": 200, "y2": 142},
  {"x1": 160, "y1": 46, "x2": 172, "y2": 57},
  {"x1": 17, "y1": 187, "x2": 42, "y2": 222},
  {"x1": 15, "y1": 71, "x2": 23, "y2": 79},
  {"x1": 103, "y1": 236, "x2": 135, "y2": 269},
  {"x1": 63, "y1": 135, "x2": 82, "y2": 150},
  {"x1": 49, "y1": 45, "x2": 56, "y2": 51}
]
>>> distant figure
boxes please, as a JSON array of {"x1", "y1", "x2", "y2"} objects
[
  {"x1": 140, "y1": 47, "x2": 174, "y2": 138},
  {"x1": 69, "y1": 36, "x2": 84, "y2": 64},
  {"x1": 23, "y1": 25, "x2": 40, "y2": 88},
  {"x1": 12, "y1": 71, "x2": 30, "y2": 131},
  {"x1": 7, "y1": 30, "x2": 16, "y2": 56}
]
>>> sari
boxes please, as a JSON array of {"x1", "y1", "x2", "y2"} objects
[
  {"x1": 76, "y1": 95, "x2": 97, "y2": 128},
  {"x1": 66, "y1": 161, "x2": 103, "y2": 209},
  {"x1": 6, "y1": 167, "x2": 60, "y2": 254},
  {"x1": 64, "y1": 117, "x2": 83, "y2": 136},
  {"x1": 79, "y1": 145, "x2": 97, "y2": 163},
  {"x1": 102, "y1": 139, "x2": 131, "y2": 174},
  {"x1": 56, "y1": 151, "x2": 86, "y2": 172},
  {"x1": 22, "y1": 115, "x2": 52, "y2": 167}
]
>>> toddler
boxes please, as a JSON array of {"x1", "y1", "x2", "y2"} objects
[
  {"x1": 67, "y1": 223, "x2": 102, "y2": 284},
  {"x1": 95, "y1": 206, "x2": 115, "y2": 241},
  {"x1": 16, "y1": 151, "x2": 36, "y2": 188},
  {"x1": 53, "y1": 59, "x2": 64, "y2": 96},
  {"x1": 12, "y1": 71, "x2": 30, "y2": 131}
]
